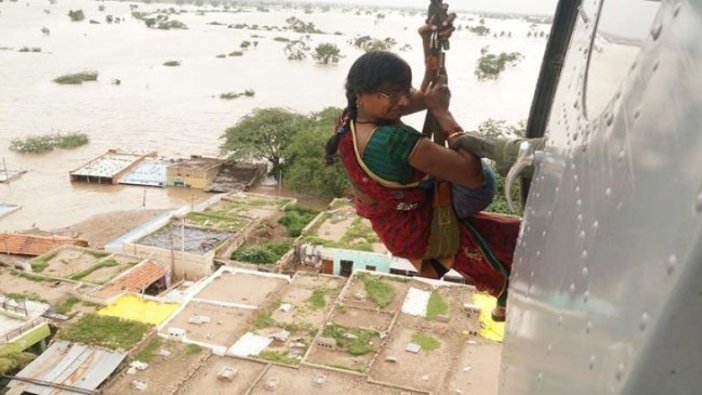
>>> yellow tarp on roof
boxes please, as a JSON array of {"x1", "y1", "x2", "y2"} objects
[
  {"x1": 473, "y1": 293, "x2": 505, "y2": 342},
  {"x1": 97, "y1": 294, "x2": 179, "y2": 325}
]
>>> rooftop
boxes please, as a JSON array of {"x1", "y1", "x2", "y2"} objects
[
  {"x1": 168, "y1": 156, "x2": 225, "y2": 170},
  {"x1": 0, "y1": 233, "x2": 88, "y2": 257},
  {"x1": 94, "y1": 260, "x2": 168, "y2": 299},
  {"x1": 136, "y1": 223, "x2": 236, "y2": 255},
  {"x1": 300, "y1": 203, "x2": 387, "y2": 253},
  {"x1": 118, "y1": 158, "x2": 168, "y2": 187},
  {"x1": 8, "y1": 341, "x2": 127, "y2": 395},
  {"x1": 69, "y1": 150, "x2": 150, "y2": 178}
]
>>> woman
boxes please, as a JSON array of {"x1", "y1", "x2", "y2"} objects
[{"x1": 325, "y1": 27, "x2": 521, "y2": 321}]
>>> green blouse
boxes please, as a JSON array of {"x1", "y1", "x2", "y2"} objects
[{"x1": 361, "y1": 124, "x2": 425, "y2": 185}]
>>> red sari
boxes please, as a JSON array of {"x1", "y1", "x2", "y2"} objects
[{"x1": 337, "y1": 129, "x2": 521, "y2": 302}]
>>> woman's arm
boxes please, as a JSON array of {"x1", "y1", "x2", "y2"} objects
[{"x1": 409, "y1": 139, "x2": 485, "y2": 189}]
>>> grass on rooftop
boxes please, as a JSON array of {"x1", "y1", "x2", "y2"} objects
[
  {"x1": 134, "y1": 337, "x2": 162, "y2": 363},
  {"x1": 54, "y1": 296, "x2": 79, "y2": 315},
  {"x1": 70, "y1": 258, "x2": 120, "y2": 281},
  {"x1": 301, "y1": 216, "x2": 379, "y2": 252},
  {"x1": 323, "y1": 323, "x2": 379, "y2": 356},
  {"x1": 57, "y1": 313, "x2": 151, "y2": 350},
  {"x1": 412, "y1": 332, "x2": 441, "y2": 352},
  {"x1": 257, "y1": 350, "x2": 298, "y2": 366},
  {"x1": 278, "y1": 205, "x2": 319, "y2": 237},
  {"x1": 5, "y1": 292, "x2": 46, "y2": 303},
  {"x1": 186, "y1": 211, "x2": 249, "y2": 232},
  {"x1": 359, "y1": 272, "x2": 395, "y2": 308},
  {"x1": 29, "y1": 251, "x2": 57, "y2": 273},
  {"x1": 231, "y1": 240, "x2": 292, "y2": 264},
  {"x1": 426, "y1": 290, "x2": 449, "y2": 320}
]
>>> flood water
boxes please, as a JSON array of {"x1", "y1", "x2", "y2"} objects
[{"x1": 0, "y1": 0, "x2": 549, "y2": 231}]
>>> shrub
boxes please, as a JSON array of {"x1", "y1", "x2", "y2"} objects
[
  {"x1": 68, "y1": 9, "x2": 85, "y2": 22},
  {"x1": 57, "y1": 314, "x2": 151, "y2": 350},
  {"x1": 323, "y1": 324, "x2": 378, "y2": 356},
  {"x1": 228, "y1": 51, "x2": 243, "y2": 57},
  {"x1": 312, "y1": 43, "x2": 342, "y2": 64},
  {"x1": 219, "y1": 89, "x2": 255, "y2": 100},
  {"x1": 53, "y1": 71, "x2": 98, "y2": 85},
  {"x1": 475, "y1": 50, "x2": 523, "y2": 80},
  {"x1": 163, "y1": 60, "x2": 180, "y2": 66},
  {"x1": 10, "y1": 132, "x2": 89, "y2": 153},
  {"x1": 231, "y1": 240, "x2": 292, "y2": 264},
  {"x1": 278, "y1": 205, "x2": 319, "y2": 236}
]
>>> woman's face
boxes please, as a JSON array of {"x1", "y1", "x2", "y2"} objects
[{"x1": 357, "y1": 82, "x2": 414, "y2": 122}]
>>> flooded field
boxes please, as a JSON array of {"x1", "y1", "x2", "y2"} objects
[{"x1": 0, "y1": 0, "x2": 549, "y2": 231}]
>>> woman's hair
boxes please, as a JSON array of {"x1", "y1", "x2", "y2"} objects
[{"x1": 325, "y1": 51, "x2": 412, "y2": 164}]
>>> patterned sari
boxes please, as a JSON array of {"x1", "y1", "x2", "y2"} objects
[{"x1": 337, "y1": 126, "x2": 521, "y2": 305}]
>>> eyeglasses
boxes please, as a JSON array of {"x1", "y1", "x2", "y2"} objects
[{"x1": 378, "y1": 87, "x2": 416, "y2": 103}]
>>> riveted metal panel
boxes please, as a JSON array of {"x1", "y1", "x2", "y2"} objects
[{"x1": 501, "y1": 0, "x2": 702, "y2": 394}]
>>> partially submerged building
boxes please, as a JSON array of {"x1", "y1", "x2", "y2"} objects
[
  {"x1": 69, "y1": 149, "x2": 158, "y2": 184},
  {"x1": 205, "y1": 162, "x2": 266, "y2": 193},
  {"x1": 0, "y1": 297, "x2": 51, "y2": 351},
  {"x1": 118, "y1": 158, "x2": 168, "y2": 187},
  {"x1": 166, "y1": 156, "x2": 225, "y2": 189}
]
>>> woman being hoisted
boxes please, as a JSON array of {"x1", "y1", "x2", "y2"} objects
[{"x1": 325, "y1": 7, "x2": 524, "y2": 321}]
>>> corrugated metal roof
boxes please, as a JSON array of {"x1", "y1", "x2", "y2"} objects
[{"x1": 8, "y1": 340, "x2": 127, "y2": 395}]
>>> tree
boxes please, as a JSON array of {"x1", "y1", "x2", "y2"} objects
[
  {"x1": 284, "y1": 107, "x2": 349, "y2": 198},
  {"x1": 284, "y1": 40, "x2": 310, "y2": 61},
  {"x1": 68, "y1": 9, "x2": 85, "y2": 22},
  {"x1": 475, "y1": 51, "x2": 523, "y2": 80},
  {"x1": 221, "y1": 108, "x2": 310, "y2": 177},
  {"x1": 312, "y1": 43, "x2": 342, "y2": 64},
  {"x1": 240, "y1": 40, "x2": 251, "y2": 49}
]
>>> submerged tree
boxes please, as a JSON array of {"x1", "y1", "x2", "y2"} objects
[
  {"x1": 68, "y1": 9, "x2": 85, "y2": 22},
  {"x1": 475, "y1": 51, "x2": 523, "y2": 80},
  {"x1": 312, "y1": 43, "x2": 342, "y2": 64},
  {"x1": 221, "y1": 108, "x2": 310, "y2": 177}
]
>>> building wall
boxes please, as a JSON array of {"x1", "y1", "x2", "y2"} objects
[
  {"x1": 122, "y1": 243, "x2": 214, "y2": 281},
  {"x1": 330, "y1": 248, "x2": 392, "y2": 276},
  {"x1": 166, "y1": 164, "x2": 222, "y2": 189}
]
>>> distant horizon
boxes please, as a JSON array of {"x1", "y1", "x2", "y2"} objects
[{"x1": 271, "y1": 0, "x2": 559, "y2": 16}]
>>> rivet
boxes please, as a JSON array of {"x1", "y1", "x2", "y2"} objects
[
  {"x1": 639, "y1": 313, "x2": 649, "y2": 332},
  {"x1": 667, "y1": 255, "x2": 677, "y2": 275},
  {"x1": 592, "y1": 220, "x2": 599, "y2": 230},
  {"x1": 583, "y1": 290, "x2": 590, "y2": 303},
  {"x1": 547, "y1": 210, "x2": 553, "y2": 216},
  {"x1": 542, "y1": 230, "x2": 547, "y2": 237},
  {"x1": 630, "y1": 60, "x2": 637, "y2": 71},
  {"x1": 535, "y1": 192, "x2": 540, "y2": 198},
  {"x1": 575, "y1": 186, "x2": 580, "y2": 193},
  {"x1": 634, "y1": 107, "x2": 641, "y2": 120},
  {"x1": 586, "y1": 321, "x2": 592, "y2": 334},
  {"x1": 589, "y1": 355, "x2": 596, "y2": 370},
  {"x1": 582, "y1": 250, "x2": 588, "y2": 259},
  {"x1": 605, "y1": 188, "x2": 612, "y2": 197},
  {"x1": 618, "y1": 150, "x2": 625, "y2": 162},
  {"x1": 606, "y1": 112, "x2": 614, "y2": 126},
  {"x1": 573, "y1": 132, "x2": 579, "y2": 141},
  {"x1": 547, "y1": 344, "x2": 552, "y2": 354},
  {"x1": 650, "y1": 23, "x2": 662, "y2": 40},
  {"x1": 577, "y1": 199, "x2": 582, "y2": 207},
  {"x1": 674, "y1": 3, "x2": 682, "y2": 17},
  {"x1": 652, "y1": 59, "x2": 660, "y2": 72},
  {"x1": 537, "y1": 372, "x2": 543, "y2": 382},
  {"x1": 582, "y1": 267, "x2": 589, "y2": 276},
  {"x1": 530, "y1": 270, "x2": 535, "y2": 279},
  {"x1": 579, "y1": 230, "x2": 586, "y2": 239},
  {"x1": 616, "y1": 363, "x2": 625, "y2": 381},
  {"x1": 574, "y1": 174, "x2": 579, "y2": 182},
  {"x1": 558, "y1": 315, "x2": 563, "y2": 326},
  {"x1": 569, "y1": 283, "x2": 576, "y2": 295},
  {"x1": 536, "y1": 250, "x2": 541, "y2": 257},
  {"x1": 695, "y1": 191, "x2": 702, "y2": 213},
  {"x1": 555, "y1": 186, "x2": 560, "y2": 193},
  {"x1": 577, "y1": 214, "x2": 583, "y2": 222}
]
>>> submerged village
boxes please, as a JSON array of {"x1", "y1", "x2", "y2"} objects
[{"x1": 0, "y1": 0, "x2": 554, "y2": 394}]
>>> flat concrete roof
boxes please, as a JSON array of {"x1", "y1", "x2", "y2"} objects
[
  {"x1": 118, "y1": 159, "x2": 167, "y2": 187},
  {"x1": 70, "y1": 151, "x2": 144, "y2": 178},
  {"x1": 169, "y1": 156, "x2": 224, "y2": 170},
  {"x1": 137, "y1": 223, "x2": 235, "y2": 255}
]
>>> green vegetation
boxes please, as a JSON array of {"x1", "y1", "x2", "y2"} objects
[
  {"x1": 284, "y1": 40, "x2": 310, "y2": 61},
  {"x1": 468, "y1": 25, "x2": 490, "y2": 36},
  {"x1": 0, "y1": 344, "x2": 35, "y2": 375},
  {"x1": 273, "y1": 36, "x2": 290, "y2": 42},
  {"x1": 18, "y1": 47, "x2": 41, "y2": 53},
  {"x1": 157, "y1": 19, "x2": 187, "y2": 30},
  {"x1": 6, "y1": 292, "x2": 46, "y2": 303},
  {"x1": 68, "y1": 9, "x2": 85, "y2": 22},
  {"x1": 53, "y1": 71, "x2": 98, "y2": 85},
  {"x1": 228, "y1": 51, "x2": 244, "y2": 57},
  {"x1": 285, "y1": 16, "x2": 324, "y2": 34},
  {"x1": 312, "y1": 43, "x2": 342, "y2": 64},
  {"x1": 361, "y1": 273, "x2": 395, "y2": 308},
  {"x1": 10, "y1": 132, "x2": 88, "y2": 153},
  {"x1": 323, "y1": 324, "x2": 378, "y2": 356},
  {"x1": 186, "y1": 344, "x2": 203, "y2": 354},
  {"x1": 231, "y1": 240, "x2": 292, "y2": 264},
  {"x1": 306, "y1": 288, "x2": 328, "y2": 309},
  {"x1": 185, "y1": 211, "x2": 249, "y2": 232},
  {"x1": 475, "y1": 48, "x2": 523, "y2": 80},
  {"x1": 426, "y1": 290, "x2": 449, "y2": 320},
  {"x1": 69, "y1": 259, "x2": 120, "y2": 281},
  {"x1": 412, "y1": 332, "x2": 440, "y2": 351},
  {"x1": 219, "y1": 89, "x2": 255, "y2": 100},
  {"x1": 278, "y1": 205, "x2": 319, "y2": 237},
  {"x1": 14, "y1": 271, "x2": 49, "y2": 282},
  {"x1": 258, "y1": 350, "x2": 298, "y2": 365},
  {"x1": 240, "y1": 40, "x2": 251, "y2": 49},
  {"x1": 57, "y1": 314, "x2": 151, "y2": 350},
  {"x1": 54, "y1": 296, "x2": 80, "y2": 315},
  {"x1": 350, "y1": 35, "x2": 397, "y2": 52},
  {"x1": 163, "y1": 60, "x2": 181, "y2": 66},
  {"x1": 134, "y1": 337, "x2": 162, "y2": 362},
  {"x1": 301, "y1": 216, "x2": 378, "y2": 252},
  {"x1": 30, "y1": 251, "x2": 57, "y2": 272}
]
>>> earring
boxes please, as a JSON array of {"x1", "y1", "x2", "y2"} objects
[{"x1": 356, "y1": 100, "x2": 363, "y2": 108}]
